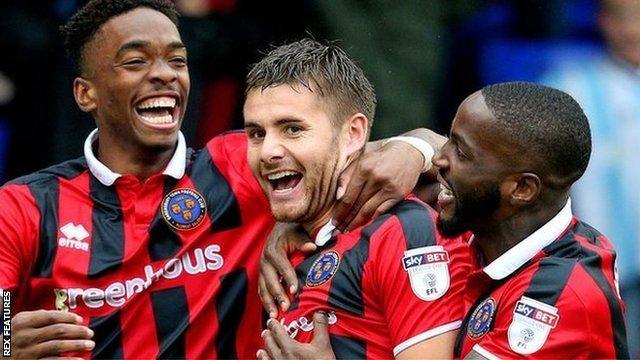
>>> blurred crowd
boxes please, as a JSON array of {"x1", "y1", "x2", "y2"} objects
[{"x1": 0, "y1": 0, "x2": 638, "y2": 356}]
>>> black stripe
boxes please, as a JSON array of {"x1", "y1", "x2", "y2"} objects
[
  {"x1": 90, "y1": 310, "x2": 124, "y2": 359},
  {"x1": 88, "y1": 175, "x2": 125, "y2": 278},
  {"x1": 327, "y1": 214, "x2": 391, "y2": 315},
  {"x1": 148, "y1": 178, "x2": 182, "y2": 261},
  {"x1": 330, "y1": 334, "x2": 366, "y2": 359},
  {"x1": 289, "y1": 249, "x2": 322, "y2": 312},
  {"x1": 27, "y1": 178, "x2": 60, "y2": 278},
  {"x1": 572, "y1": 224, "x2": 629, "y2": 359},
  {"x1": 189, "y1": 149, "x2": 241, "y2": 233},
  {"x1": 573, "y1": 221, "x2": 603, "y2": 247},
  {"x1": 289, "y1": 236, "x2": 340, "y2": 311},
  {"x1": 9, "y1": 157, "x2": 87, "y2": 185},
  {"x1": 523, "y1": 257, "x2": 576, "y2": 305},
  {"x1": 541, "y1": 224, "x2": 629, "y2": 358},
  {"x1": 388, "y1": 200, "x2": 436, "y2": 249},
  {"x1": 14, "y1": 158, "x2": 87, "y2": 278},
  {"x1": 215, "y1": 268, "x2": 248, "y2": 359},
  {"x1": 151, "y1": 286, "x2": 189, "y2": 359}
]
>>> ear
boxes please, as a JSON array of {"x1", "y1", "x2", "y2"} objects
[
  {"x1": 73, "y1": 77, "x2": 97, "y2": 113},
  {"x1": 342, "y1": 113, "x2": 368, "y2": 157},
  {"x1": 504, "y1": 173, "x2": 541, "y2": 206}
]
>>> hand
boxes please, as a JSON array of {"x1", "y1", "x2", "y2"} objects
[
  {"x1": 10, "y1": 310, "x2": 94, "y2": 359},
  {"x1": 333, "y1": 140, "x2": 424, "y2": 232},
  {"x1": 256, "y1": 312, "x2": 335, "y2": 360},
  {"x1": 259, "y1": 223, "x2": 317, "y2": 318}
]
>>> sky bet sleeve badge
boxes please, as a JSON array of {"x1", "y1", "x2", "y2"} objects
[
  {"x1": 162, "y1": 188, "x2": 207, "y2": 230},
  {"x1": 402, "y1": 245, "x2": 450, "y2": 301},
  {"x1": 507, "y1": 296, "x2": 559, "y2": 355},
  {"x1": 306, "y1": 251, "x2": 340, "y2": 287}
]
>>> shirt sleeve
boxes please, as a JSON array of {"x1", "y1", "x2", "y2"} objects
[
  {"x1": 368, "y1": 212, "x2": 471, "y2": 357},
  {"x1": 472, "y1": 277, "x2": 592, "y2": 359},
  {"x1": 0, "y1": 184, "x2": 40, "y2": 291}
]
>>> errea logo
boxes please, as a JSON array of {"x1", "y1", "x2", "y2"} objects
[{"x1": 58, "y1": 223, "x2": 89, "y2": 252}]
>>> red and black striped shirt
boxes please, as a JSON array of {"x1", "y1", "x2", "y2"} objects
[
  {"x1": 455, "y1": 200, "x2": 629, "y2": 359},
  {"x1": 0, "y1": 131, "x2": 274, "y2": 359},
  {"x1": 281, "y1": 199, "x2": 472, "y2": 358}
]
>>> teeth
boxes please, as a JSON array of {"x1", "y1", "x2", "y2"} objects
[
  {"x1": 267, "y1": 171, "x2": 299, "y2": 181},
  {"x1": 440, "y1": 183, "x2": 453, "y2": 196},
  {"x1": 140, "y1": 114, "x2": 173, "y2": 124},
  {"x1": 137, "y1": 96, "x2": 176, "y2": 110}
]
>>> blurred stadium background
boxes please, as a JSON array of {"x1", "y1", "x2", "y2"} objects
[{"x1": 0, "y1": 0, "x2": 638, "y2": 355}]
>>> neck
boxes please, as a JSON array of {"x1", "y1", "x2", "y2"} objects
[
  {"x1": 301, "y1": 206, "x2": 334, "y2": 239},
  {"x1": 473, "y1": 196, "x2": 568, "y2": 264},
  {"x1": 96, "y1": 138, "x2": 176, "y2": 182}
]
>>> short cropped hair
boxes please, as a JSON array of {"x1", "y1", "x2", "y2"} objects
[
  {"x1": 61, "y1": 0, "x2": 179, "y2": 74},
  {"x1": 246, "y1": 38, "x2": 376, "y2": 131},
  {"x1": 481, "y1": 82, "x2": 592, "y2": 187}
]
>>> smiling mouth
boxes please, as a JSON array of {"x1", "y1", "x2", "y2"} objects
[
  {"x1": 135, "y1": 96, "x2": 177, "y2": 125},
  {"x1": 266, "y1": 170, "x2": 303, "y2": 193}
]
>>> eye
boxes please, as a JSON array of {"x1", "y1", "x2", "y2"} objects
[
  {"x1": 455, "y1": 146, "x2": 467, "y2": 160},
  {"x1": 122, "y1": 59, "x2": 146, "y2": 68},
  {"x1": 284, "y1": 125, "x2": 303, "y2": 136},
  {"x1": 170, "y1": 56, "x2": 188, "y2": 67},
  {"x1": 247, "y1": 128, "x2": 265, "y2": 140}
]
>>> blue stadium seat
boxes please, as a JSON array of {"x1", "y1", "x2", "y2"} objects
[{"x1": 479, "y1": 38, "x2": 602, "y2": 85}]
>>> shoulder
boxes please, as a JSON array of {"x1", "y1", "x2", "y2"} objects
[
  {"x1": 6, "y1": 157, "x2": 87, "y2": 187},
  {"x1": 369, "y1": 199, "x2": 468, "y2": 251},
  {"x1": 204, "y1": 130, "x2": 248, "y2": 158}
]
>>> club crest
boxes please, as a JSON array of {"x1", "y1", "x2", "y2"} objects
[
  {"x1": 508, "y1": 296, "x2": 559, "y2": 354},
  {"x1": 467, "y1": 297, "x2": 496, "y2": 339},
  {"x1": 162, "y1": 188, "x2": 207, "y2": 230},
  {"x1": 306, "y1": 251, "x2": 340, "y2": 287},
  {"x1": 402, "y1": 245, "x2": 450, "y2": 301}
]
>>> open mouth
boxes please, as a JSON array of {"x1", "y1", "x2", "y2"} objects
[
  {"x1": 134, "y1": 96, "x2": 178, "y2": 126},
  {"x1": 266, "y1": 170, "x2": 303, "y2": 193},
  {"x1": 437, "y1": 175, "x2": 455, "y2": 209}
]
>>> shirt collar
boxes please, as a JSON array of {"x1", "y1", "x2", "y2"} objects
[
  {"x1": 84, "y1": 128, "x2": 187, "y2": 186},
  {"x1": 482, "y1": 198, "x2": 573, "y2": 280},
  {"x1": 314, "y1": 220, "x2": 337, "y2": 247}
]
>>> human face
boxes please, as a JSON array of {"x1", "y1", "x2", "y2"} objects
[
  {"x1": 78, "y1": 7, "x2": 189, "y2": 154},
  {"x1": 600, "y1": 0, "x2": 640, "y2": 67},
  {"x1": 244, "y1": 85, "x2": 349, "y2": 224},
  {"x1": 432, "y1": 92, "x2": 511, "y2": 236}
]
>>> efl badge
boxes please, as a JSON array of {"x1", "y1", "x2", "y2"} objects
[
  {"x1": 467, "y1": 297, "x2": 496, "y2": 339},
  {"x1": 306, "y1": 251, "x2": 340, "y2": 287},
  {"x1": 402, "y1": 245, "x2": 450, "y2": 301},
  {"x1": 162, "y1": 188, "x2": 207, "y2": 230},
  {"x1": 508, "y1": 296, "x2": 559, "y2": 354}
]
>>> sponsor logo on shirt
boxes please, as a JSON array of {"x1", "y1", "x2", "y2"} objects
[
  {"x1": 161, "y1": 188, "x2": 207, "y2": 230},
  {"x1": 508, "y1": 296, "x2": 559, "y2": 354},
  {"x1": 282, "y1": 311, "x2": 338, "y2": 339},
  {"x1": 53, "y1": 244, "x2": 223, "y2": 311},
  {"x1": 466, "y1": 297, "x2": 496, "y2": 339},
  {"x1": 58, "y1": 223, "x2": 90, "y2": 252},
  {"x1": 402, "y1": 245, "x2": 450, "y2": 301},
  {"x1": 306, "y1": 251, "x2": 340, "y2": 287}
]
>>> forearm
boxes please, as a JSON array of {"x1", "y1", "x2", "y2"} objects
[{"x1": 368, "y1": 128, "x2": 447, "y2": 153}]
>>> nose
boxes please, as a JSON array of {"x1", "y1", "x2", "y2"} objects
[
  {"x1": 432, "y1": 145, "x2": 449, "y2": 171},
  {"x1": 261, "y1": 133, "x2": 286, "y2": 165},
  {"x1": 149, "y1": 59, "x2": 178, "y2": 85}
]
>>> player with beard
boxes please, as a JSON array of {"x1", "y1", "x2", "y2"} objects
[
  {"x1": 245, "y1": 39, "x2": 472, "y2": 360},
  {"x1": 260, "y1": 82, "x2": 629, "y2": 359},
  {"x1": 435, "y1": 82, "x2": 627, "y2": 359},
  {"x1": 0, "y1": 1, "x2": 445, "y2": 359}
]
